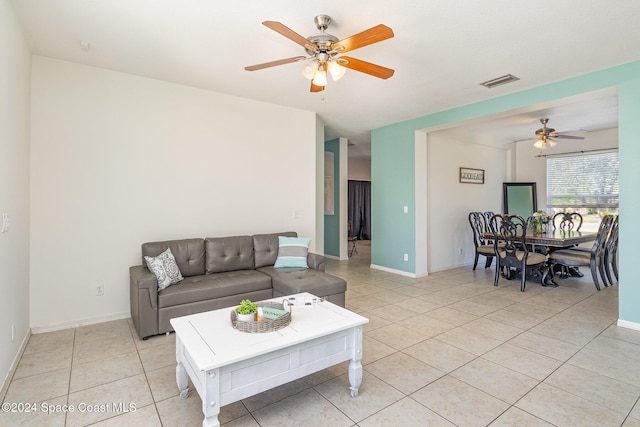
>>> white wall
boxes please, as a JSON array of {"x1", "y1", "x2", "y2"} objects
[
  {"x1": 348, "y1": 156, "x2": 371, "y2": 181},
  {"x1": 427, "y1": 132, "x2": 506, "y2": 272},
  {"x1": 0, "y1": 0, "x2": 31, "y2": 397},
  {"x1": 513, "y1": 127, "x2": 619, "y2": 209},
  {"x1": 30, "y1": 57, "x2": 320, "y2": 331},
  {"x1": 315, "y1": 115, "x2": 325, "y2": 255}
]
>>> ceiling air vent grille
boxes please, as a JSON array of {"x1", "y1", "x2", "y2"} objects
[{"x1": 480, "y1": 74, "x2": 520, "y2": 88}]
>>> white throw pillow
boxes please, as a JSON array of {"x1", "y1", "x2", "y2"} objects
[{"x1": 144, "y1": 247, "x2": 184, "y2": 291}]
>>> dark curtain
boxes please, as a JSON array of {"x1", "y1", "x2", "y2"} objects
[{"x1": 348, "y1": 180, "x2": 371, "y2": 240}]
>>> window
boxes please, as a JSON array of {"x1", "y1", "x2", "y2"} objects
[{"x1": 547, "y1": 150, "x2": 618, "y2": 231}]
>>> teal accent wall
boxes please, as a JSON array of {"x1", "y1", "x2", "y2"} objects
[
  {"x1": 618, "y1": 77, "x2": 640, "y2": 324},
  {"x1": 324, "y1": 139, "x2": 340, "y2": 257},
  {"x1": 372, "y1": 60, "x2": 640, "y2": 323},
  {"x1": 371, "y1": 125, "x2": 415, "y2": 272}
]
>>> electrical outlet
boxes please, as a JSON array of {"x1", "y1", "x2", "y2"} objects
[
  {"x1": 458, "y1": 247, "x2": 463, "y2": 255},
  {"x1": 403, "y1": 253, "x2": 409, "y2": 261},
  {"x1": 96, "y1": 284, "x2": 104, "y2": 296}
]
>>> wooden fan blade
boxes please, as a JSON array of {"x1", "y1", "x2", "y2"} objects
[
  {"x1": 554, "y1": 134, "x2": 585, "y2": 140},
  {"x1": 338, "y1": 56, "x2": 394, "y2": 79},
  {"x1": 331, "y1": 24, "x2": 394, "y2": 53},
  {"x1": 244, "y1": 56, "x2": 306, "y2": 71},
  {"x1": 310, "y1": 82, "x2": 325, "y2": 92},
  {"x1": 263, "y1": 21, "x2": 314, "y2": 50}
]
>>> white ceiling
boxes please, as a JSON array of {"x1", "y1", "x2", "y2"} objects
[{"x1": 10, "y1": 0, "x2": 638, "y2": 158}]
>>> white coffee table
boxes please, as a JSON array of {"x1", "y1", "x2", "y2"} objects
[{"x1": 170, "y1": 292, "x2": 368, "y2": 427}]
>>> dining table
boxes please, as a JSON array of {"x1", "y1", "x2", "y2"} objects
[
  {"x1": 483, "y1": 228, "x2": 598, "y2": 287},
  {"x1": 482, "y1": 228, "x2": 597, "y2": 248},
  {"x1": 522, "y1": 228, "x2": 597, "y2": 249}
]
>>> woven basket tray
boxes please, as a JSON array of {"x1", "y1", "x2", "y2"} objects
[{"x1": 230, "y1": 301, "x2": 291, "y2": 333}]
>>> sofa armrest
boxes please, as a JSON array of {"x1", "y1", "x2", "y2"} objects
[
  {"x1": 130, "y1": 265, "x2": 158, "y2": 307},
  {"x1": 130, "y1": 265, "x2": 159, "y2": 339},
  {"x1": 307, "y1": 253, "x2": 326, "y2": 272}
]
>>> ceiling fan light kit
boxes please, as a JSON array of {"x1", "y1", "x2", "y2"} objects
[
  {"x1": 533, "y1": 137, "x2": 557, "y2": 149},
  {"x1": 311, "y1": 64, "x2": 327, "y2": 86},
  {"x1": 327, "y1": 61, "x2": 346, "y2": 81},
  {"x1": 245, "y1": 15, "x2": 394, "y2": 92},
  {"x1": 301, "y1": 61, "x2": 318, "y2": 79}
]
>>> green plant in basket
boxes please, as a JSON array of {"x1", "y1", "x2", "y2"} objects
[{"x1": 236, "y1": 299, "x2": 258, "y2": 315}]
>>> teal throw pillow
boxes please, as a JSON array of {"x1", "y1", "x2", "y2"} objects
[{"x1": 274, "y1": 236, "x2": 311, "y2": 268}]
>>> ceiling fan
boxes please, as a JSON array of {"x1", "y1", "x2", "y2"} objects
[
  {"x1": 533, "y1": 118, "x2": 585, "y2": 149},
  {"x1": 244, "y1": 15, "x2": 394, "y2": 92}
]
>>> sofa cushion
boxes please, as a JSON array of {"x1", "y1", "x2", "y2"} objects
[
  {"x1": 258, "y1": 266, "x2": 346, "y2": 298},
  {"x1": 253, "y1": 231, "x2": 297, "y2": 268},
  {"x1": 157, "y1": 270, "x2": 272, "y2": 308},
  {"x1": 144, "y1": 247, "x2": 184, "y2": 291},
  {"x1": 142, "y1": 238, "x2": 205, "y2": 277},
  {"x1": 274, "y1": 236, "x2": 311, "y2": 268},
  {"x1": 205, "y1": 235, "x2": 254, "y2": 274}
]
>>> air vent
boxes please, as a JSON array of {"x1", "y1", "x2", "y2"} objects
[{"x1": 480, "y1": 74, "x2": 520, "y2": 88}]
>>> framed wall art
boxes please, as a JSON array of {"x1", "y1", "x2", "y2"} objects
[{"x1": 459, "y1": 167, "x2": 484, "y2": 184}]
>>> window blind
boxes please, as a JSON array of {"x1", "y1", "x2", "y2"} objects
[{"x1": 546, "y1": 151, "x2": 619, "y2": 208}]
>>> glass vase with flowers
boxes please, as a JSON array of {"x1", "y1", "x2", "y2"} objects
[{"x1": 531, "y1": 210, "x2": 551, "y2": 234}]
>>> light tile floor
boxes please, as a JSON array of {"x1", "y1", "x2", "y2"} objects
[{"x1": 2, "y1": 241, "x2": 640, "y2": 426}]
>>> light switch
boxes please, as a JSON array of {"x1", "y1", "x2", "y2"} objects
[
  {"x1": 1, "y1": 214, "x2": 9, "y2": 233},
  {"x1": 403, "y1": 206, "x2": 408, "y2": 214}
]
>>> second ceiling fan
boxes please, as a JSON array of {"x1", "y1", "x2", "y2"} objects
[
  {"x1": 533, "y1": 118, "x2": 585, "y2": 149},
  {"x1": 245, "y1": 15, "x2": 394, "y2": 92}
]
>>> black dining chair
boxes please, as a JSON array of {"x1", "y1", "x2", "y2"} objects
[
  {"x1": 489, "y1": 214, "x2": 547, "y2": 292},
  {"x1": 552, "y1": 212, "x2": 583, "y2": 232},
  {"x1": 548, "y1": 214, "x2": 615, "y2": 291},
  {"x1": 602, "y1": 215, "x2": 619, "y2": 285},
  {"x1": 549, "y1": 212, "x2": 584, "y2": 276},
  {"x1": 482, "y1": 211, "x2": 495, "y2": 232},
  {"x1": 468, "y1": 212, "x2": 495, "y2": 270}
]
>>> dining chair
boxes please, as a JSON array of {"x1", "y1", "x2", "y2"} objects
[
  {"x1": 548, "y1": 214, "x2": 615, "y2": 291},
  {"x1": 481, "y1": 211, "x2": 504, "y2": 248},
  {"x1": 549, "y1": 211, "x2": 584, "y2": 276},
  {"x1": 602, "y1": 215, "x2": 619, "y2": 285},
  {"x1": 489, "y1": 214, "x2": 547, "y2": 292},
  {"x1": 468, "y1": 212, "x2": 495, "y2": 270},
  {"x1": 552, "y1": 212, "x2": 583, "y2": 232},
  {"x1": 482, "y1": 211, "x2": 495, "y2": 232}
]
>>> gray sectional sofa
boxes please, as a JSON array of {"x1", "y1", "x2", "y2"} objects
[{"x1": 129, "y1": 231, "x2": 346, "y2": 339}]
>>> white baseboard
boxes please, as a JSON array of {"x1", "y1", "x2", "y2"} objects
[
  {"x1": 370, "y1": 264, "x2": 421, "y2": 278},
  {"x1": 1, "y1": 330, "x2": 30, "y2": 403},
  {"x1": 428, "y1": 262, "x2": 473, "y2": 273},
  {"x1": 30, "y1": 311, "x2": 131, "y2": 334},
  {"x1": 617, "y1": 319, "x2": 640, "y2": 331},
  {"x1": 370, "y1": 262, "x2": 473, "y2": 278}
]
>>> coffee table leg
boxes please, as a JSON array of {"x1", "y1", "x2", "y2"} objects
[
  {"x1": 348, "y1": 326, "x2": 363, "y2": 397},
  {"x1": 175, "y1": 337, "x2": 189, "y2": 399},
  {"x1": 176, "y1": 364, "x2": 189, "y2": 399},
  {"x1": 202, "y1": 369, "x2": 221, "y2": 427}
]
